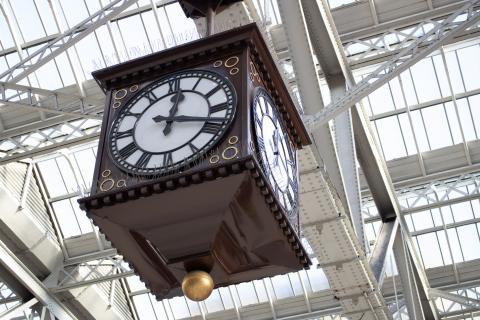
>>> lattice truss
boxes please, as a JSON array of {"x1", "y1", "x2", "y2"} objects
[
  {"x1": 344, "y1": 15, "x2": 480, "y2": 63},
  {"x1": 362, "y1": 171, "x2": 480, "y2": 221},
  {"x1": 431, "y1": 286, "x2": 480, "y2": 318},
  {"x1": 0, "y1": 83, "x2": 102, "y2": 162},
  {"x1": 303, "y1": 0, "x2": 480, "y2": 131},
  {"x1": 0, "y1": 0, "x2": 139, "y2": 83},
  {"x1": 1, "y1": 1, "x2": 480, "y2": 165},
  {"x1": 45, "y1": 253, "x2": 133, "y2": 294}
]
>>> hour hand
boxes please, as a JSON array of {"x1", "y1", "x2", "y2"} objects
[
  {"x1": 163, "y1": 91, "x2": 185, "y2": 135},
  {"x1": 153, "y1": 115, "x2": 227, "y2": 123}
]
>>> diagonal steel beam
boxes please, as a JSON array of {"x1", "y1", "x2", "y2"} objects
[
  {"x1": 303, "y1": 0, "x2": 480, "y2": 132},
  {"x1": 298, "y1": 0, "x2": 445, "y2": 318},
  {"x1": 430, "y1": 288, "x2": 480, "y2": 311},
  {"x1": 0, "y1": 0, "x2": 139, "y2": 84},
  {"x1": 0, "y1": 239, "x2": 77, "y2": 320}
]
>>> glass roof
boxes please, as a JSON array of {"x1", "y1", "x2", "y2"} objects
[{"x1": 1, "y1": 0, "x2": 480, "y2": 319}]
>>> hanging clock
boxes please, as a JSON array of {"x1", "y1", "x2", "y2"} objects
[{"x1": 78, "y1": 23, "x2": 311, "y2": 302}]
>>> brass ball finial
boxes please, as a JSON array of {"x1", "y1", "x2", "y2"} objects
[{"x1": 181, "y1": 270, "x2": 214, "y2": 301}]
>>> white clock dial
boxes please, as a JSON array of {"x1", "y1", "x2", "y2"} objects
[
  {"x1": 109, "y1": 70, "x2": 236, "y2": 175},
  {"x1": 252, "y1": 88, "x2": 298, "y2": 225}
]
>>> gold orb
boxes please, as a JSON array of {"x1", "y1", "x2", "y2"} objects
[{"x1": 181, "y1": 270, "x2": 214, "y2": 301}]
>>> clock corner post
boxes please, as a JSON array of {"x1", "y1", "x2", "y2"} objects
[{"x1": 90, "y1": 88, "x2": 114, "y2": 196}]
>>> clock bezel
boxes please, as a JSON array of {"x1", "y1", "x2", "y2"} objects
[
  {"x1": 108, "y1": 69, "x2": 238, "y2": 176},
  {"x1": 251, "y1": 87, "x2": 299, "y2": 218}
]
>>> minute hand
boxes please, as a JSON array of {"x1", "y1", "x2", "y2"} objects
[{"x1": 153, "y1": 115, "x2": 227, "y2": 122}]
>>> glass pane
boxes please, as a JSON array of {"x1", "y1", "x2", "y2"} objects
[
  {"x1": 421, "y1": 104, "x2": 453, "y2": 150},
  {"x1": 456, "y1": 45, "x2": 480, "y2": 91},
  {"x1": 10, "y1": 0, "x2": 46, "y2": 42},
  {"x1": 417, "y1": 233, "x2": 444, "y2": 268},
  {"x1": 37, "y1": 159, "x2": 68, "y2": 198},
  {"x1": 410, "y1": 58, "x2": 441, "y2": 103},
  {"x1": 51, "y1": 199, "x2": 81, "y2": 238},
  {"x1": 456, "y1": 225, "x2": 480, "y2": 261},
  {"x1": 375, "y1": 116, "x2": 407, "y2": 160}
]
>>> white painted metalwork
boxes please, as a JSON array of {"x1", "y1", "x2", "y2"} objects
[
  {"x1": 0, "y1": 82, "x2": 102, "y2": 119},
  {"x1": 45, "y1": 252, "x2": 133, "y2": 293},
  {"x1": 0, "y1": 239, "x2": 77, "y2": 320},
  {"x1": 303, "y1": 0, "x2": 480, "y2": 133},
  {"x1": 0, "y1": 0, "x2": 139, "y2": 83},
  {"x1": 0, "y1": 118, "x2": 101, "y2": 164}
]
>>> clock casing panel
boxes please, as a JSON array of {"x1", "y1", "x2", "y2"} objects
[{"x1": 79, "y1": 23, "x2": 311, "y2": 300}]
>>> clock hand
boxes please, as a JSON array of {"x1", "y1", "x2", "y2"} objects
[
  {"x1": 272, "y1": 130, "x2": 280, "y2": 166},
  {"x1": 153, "y1": 115, "x2": 228, "y2": 122},
  {"x1": 163, "y1": 90, "x2": 185, "y2": 135}
]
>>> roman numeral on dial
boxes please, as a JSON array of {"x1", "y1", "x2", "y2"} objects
[
  {"x1": 257, "y1": 136, "x2": 265, "y2": 150},
  {"x1": 205, "y1": 85, "x2": 221, "y2": 98},
  {"x1": 201, "y1": 122, "x2": 222, "y2": 134},
  {"x1": 115, "y1": 129, "x2": 133, "y2": 139},
  {"x1": 135, "y1": 152, "x2": 152, "y2": 168},
  {"x1": 163, "y1": 152, "x2": 173, "y2": 166},
  {"x1": 188, "y1": 142, "x2": 199, "y2": 153},
  {"x1": 254, "y1": 115, "x2": 262, "y2": 129},
  {"x1": 119, "y1": 142, "x2": 138, "y2": 158},
  {"x1": 210, "y1": 102, "x2": 228, "y2": 114},
  {"x1": 145, "y1": 91, "x2": 158, "y2": 104},
  {"x1": 168, "y1": 78, "x2": 180, "y2": 93},
  {"x1": 125, "y1": 111, "x2": 141, "y2": 117}
]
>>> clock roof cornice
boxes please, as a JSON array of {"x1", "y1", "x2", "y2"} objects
[{"x1": 92, "y1": 23, "x2": 311, "y2": 147}]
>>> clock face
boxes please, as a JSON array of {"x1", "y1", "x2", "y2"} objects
[
  {"x1": 252, "y1": 88, "x2": 298, "y2": 218},
  {"x1": 109, "y1": 69, "x2": 237, "y2": 175}
]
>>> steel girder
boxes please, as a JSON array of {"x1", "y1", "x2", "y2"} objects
[
  {"x1": 278, "y1": 2, "x2": 390, "y2": 318},
  {"x1": 0, "y1": 0, "x2": 139, "y2": 84},
  {"x1": 295, "y1": 0, "x2": 445, "y2": 318},
  {"x1": 0, "y1": 239, "x2": 77, "y2": 320},
  {"x1": 0, "y1": 82, "x2": 102, "y2": 119},
  {"x1": 430, "y1": 288, "x2": 480, "y2": 311},
  {"x1": 0, "y1": 118, "x2": 101, "y2": 165},
  {"x1": 275, "y1": 0, "x2": 359, "y2": 244},
  {"x1": 302, "y1": 0, "x2": 480, "y2": 133},
  {"x1": 44, "y1": 252, "x2": 134, "y2": 293}
]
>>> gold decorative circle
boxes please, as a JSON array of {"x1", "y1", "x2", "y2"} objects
[
  {"x1": 100, "y1": 179, "x2": 115, "y2": 192},
  {"x1": 229, "y1": 67, "x2": 239, "y2": 75},
  {"x1": 114, "y1": 89, "x2": 128, "y2": 100},
  {"x1": 209, "y1": 154, "x2": 220, "y2": 164},
  {"x1": 228, "y1": 136, "x2": 239, "y2": 145},
  {"x1": 213, "y1": 60, "x2": 223, "y2": 67},
  {"x1": 113, "y1": 101, "x2": 121, "y2": 109},
  {"x1": 101, "y1": 169, "x2": 111, "y2": 178},
  {"x1": 129, "y1": 85, "x2": 139, "y2": 92},
  {"x1": 222, "y1": 146, "x2": 238, "y2": 160},
  {"x1": 224, "y1": 56, "x2": 239, "y2": 68},
  {"x1": 116, "y1": 179, "x2": 126, "y2": 188}
]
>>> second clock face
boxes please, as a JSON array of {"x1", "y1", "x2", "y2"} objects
[
  {"x1": 252, "y1": 88, "x2": 298, "y2": 215},
  {"x1": 109, "y1": 69, "x2": 237, "y2": 175}
]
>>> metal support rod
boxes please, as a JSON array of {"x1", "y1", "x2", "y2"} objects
[
  {"x1": 429, "y1": 288, "x2": 480, "y2": 311},
  {"x1": 0, "y1": 298, "x2": 38, "y2": 320},
  {"x1": 0, "y1": 239, "x2": 77, "y2": 320},
  {"x1": 0, "y1": 0, "x2": 140, "y2": 83},
  {"x1": 206, "y1": 3, "x2": 215, "y2": 36}
]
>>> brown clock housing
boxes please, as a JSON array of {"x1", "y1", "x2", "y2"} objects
[{"x1": 79, "y1": 23, "x2": 311, "y2": 300}]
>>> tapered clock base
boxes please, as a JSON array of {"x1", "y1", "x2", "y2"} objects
[{"x1": 79, "y1": 160, "x2": 308, "y2": 300}]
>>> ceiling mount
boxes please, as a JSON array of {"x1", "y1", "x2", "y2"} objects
[{"x1": 178, "y1": 0, "x2": 244, "y2": 35}]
